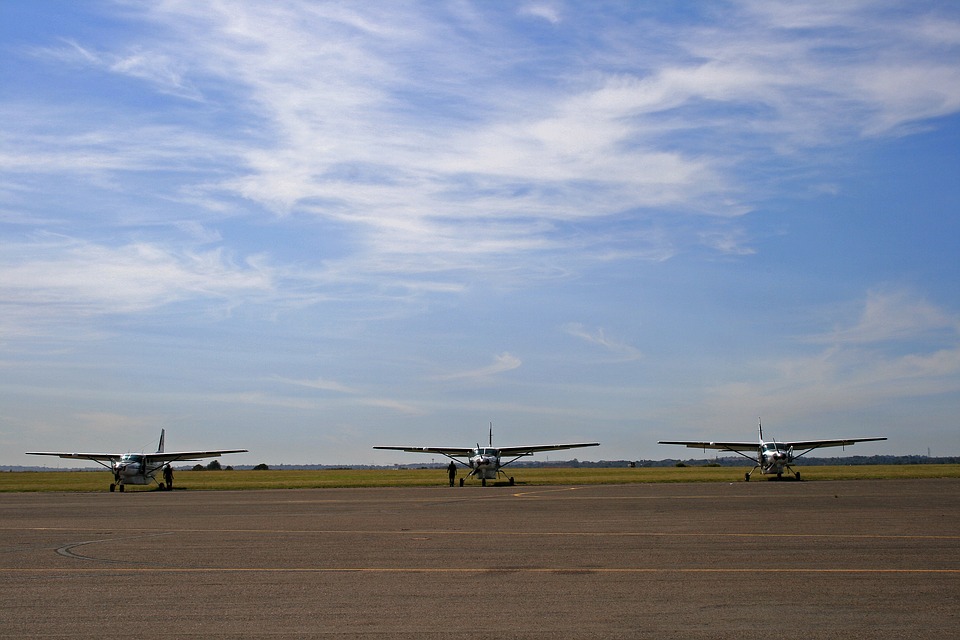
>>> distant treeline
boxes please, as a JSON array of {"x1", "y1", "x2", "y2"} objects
[
  {"x1": 229, "y1": 454, "x2": 960, "y2": 471},
  {"x1": 6, "y1": 454, "x2": 957, "y2": 473},
  {"x1": 631, "y1": 455, "x2": 960, "y2": 467}
]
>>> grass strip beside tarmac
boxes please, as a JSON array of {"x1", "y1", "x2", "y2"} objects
[{"x1": 2, "y1": 464, "x2": 959, "y2": 492}]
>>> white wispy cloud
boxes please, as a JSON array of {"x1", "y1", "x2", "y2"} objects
[
  {"x1": 564, "y1": 323, "x2": 643, "y2": 362},
  {"x1": 519, "y1": 3, "x2": 562, "y2": 25},
  {"x1": 0, "y1": 236, "x2": 273, "y2": 335},
  {"x1": 432, "y1": 352, "x2": 523, "y2": 381},
  {"x1": 180, "y1": 4, "x2": 955, "y2": 239},
  {"x1": 812, "y1": 287, "x2": 958, "y2": 345},
  {"x1": 3, "y1": 1, "x2": 959, "y2": 345},
  {"x1": 6, "y1": 1, "x2": 958, "y2": 300},
  {"x1": 700, "y1": 287, "x2": 960, "y2": 421},
  {"x1": 32, "y1": 38, "x2": 203, "y2": 100},
  {"x1": 272, "y1": 376, "x2": 359, "y2": 394},
  {"x1": 269, "y1": 376, "x2": 425, "y2": 415}
]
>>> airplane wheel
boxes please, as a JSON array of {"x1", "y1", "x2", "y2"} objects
[
  {"x1": 795, "y1": 472, "x2": 801, "y2": 481},
  {"x1": 509, "y1": 477, "x2": 515, "y2": 486},
  {"x1": 459, "y1": 478, "x2": 464, "y2": 487},
  {"x1": 481, "y1": 478, "x2": 486, "y2": 486},
  {"x1": 110, "y1": 484, "x2": 116, "y2": 492},
  {"x1": 119, "y1": 484, "x2": 125, "y2": 492},
  {"x1": 744, "y1": 473, "x2": 750, "y2": 482}
]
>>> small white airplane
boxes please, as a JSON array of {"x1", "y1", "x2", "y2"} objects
[
  {"x1": 26, "y1": 429, "x2": 247, "y2": 492},
  {"x1": 375, "y1": 425, "x2": 599, "y2": 486},
  {"x1": 659, "y1": 419, "x2": 886, "y2": 481}
]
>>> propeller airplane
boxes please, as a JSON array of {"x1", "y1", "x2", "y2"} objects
[
  {"x1": 375, "y1": 425, "x2": 599, "y2": 486},
  {"x1": 659, "y1": 419, "x2": 886, "y2": 481},
  {"x1": 26, "y1": 429, "x2": 247, "y2": 492}
]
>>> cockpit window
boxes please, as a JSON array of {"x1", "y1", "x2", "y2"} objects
[{"x1": 121, "y1": 454, "x2": 144, "y2": 463}]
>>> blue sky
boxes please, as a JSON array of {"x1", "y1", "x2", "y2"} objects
[{"x1": 2, "y1": 1, "x2": 959, "y2": 467}]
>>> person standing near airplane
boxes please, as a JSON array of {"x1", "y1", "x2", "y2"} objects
[{"x1": 447, "y1": 461, "x2": 457, "y2": 486}]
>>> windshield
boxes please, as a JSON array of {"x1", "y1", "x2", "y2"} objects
[{"x1": 120, "y1": 454, "x2": 144, "y2": 464}]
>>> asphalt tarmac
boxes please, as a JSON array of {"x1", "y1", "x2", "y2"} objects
[{"x1": 1, "y1": 478, "x2": 957, "y2": 638}]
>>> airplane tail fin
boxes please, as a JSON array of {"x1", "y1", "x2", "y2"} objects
[
  {"x1": 157, "y1": 429, "x2": 165, "y2": 453},
  {"x1": 758, "y1": 417, "x2": 763, "y2": 443},
  {"x1": 489, "y1": 422, "x2": 493, "y2": 447}
]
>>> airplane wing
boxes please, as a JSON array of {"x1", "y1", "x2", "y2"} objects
[
  {"x1": 659, "y1": 437, "x2": 887, "y2": 452},
  {"x1": 25, "y1": 452, "x2": 119, "y2": 462},
  {"x1": 373, "y1": 446, "x2": 475, "y2": 457},
  {"x1": 497, "y1": 442, "x2": 599, "y2": 456},
  {"x1": 781, "y1": 437, "x2": 886, "y2": 451},
  {"x1": 144, "y1": 449, "x2": 247, "y2": 463},
  {"x1": 658, "y1": 440, "x2": 758, "y2": 452},
  {"x1": 26, "y1": 449, "x2": 246, "y2": 466}
]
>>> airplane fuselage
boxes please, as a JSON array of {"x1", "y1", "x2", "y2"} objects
[
  {"x1": 113, "y1": 454, "x2": 158, "y2": 485},
  {"x1": 468, "y1": 448, "x2": 500, "y2": 480},
  {"x1": 758, "y1": 442, "x2": 794, "y2": 476}
]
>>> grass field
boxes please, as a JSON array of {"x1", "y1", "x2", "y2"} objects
[{"x1": 2, "y1": 464, "x2": 959, "y2": 492}]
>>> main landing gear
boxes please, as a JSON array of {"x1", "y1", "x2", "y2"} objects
[
  {"x1": 745, "y1": 467, "x2": 801, "y2": 481},
  {"x1": 457, "y1": 475, "x2": 516, "y2": 486}
]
